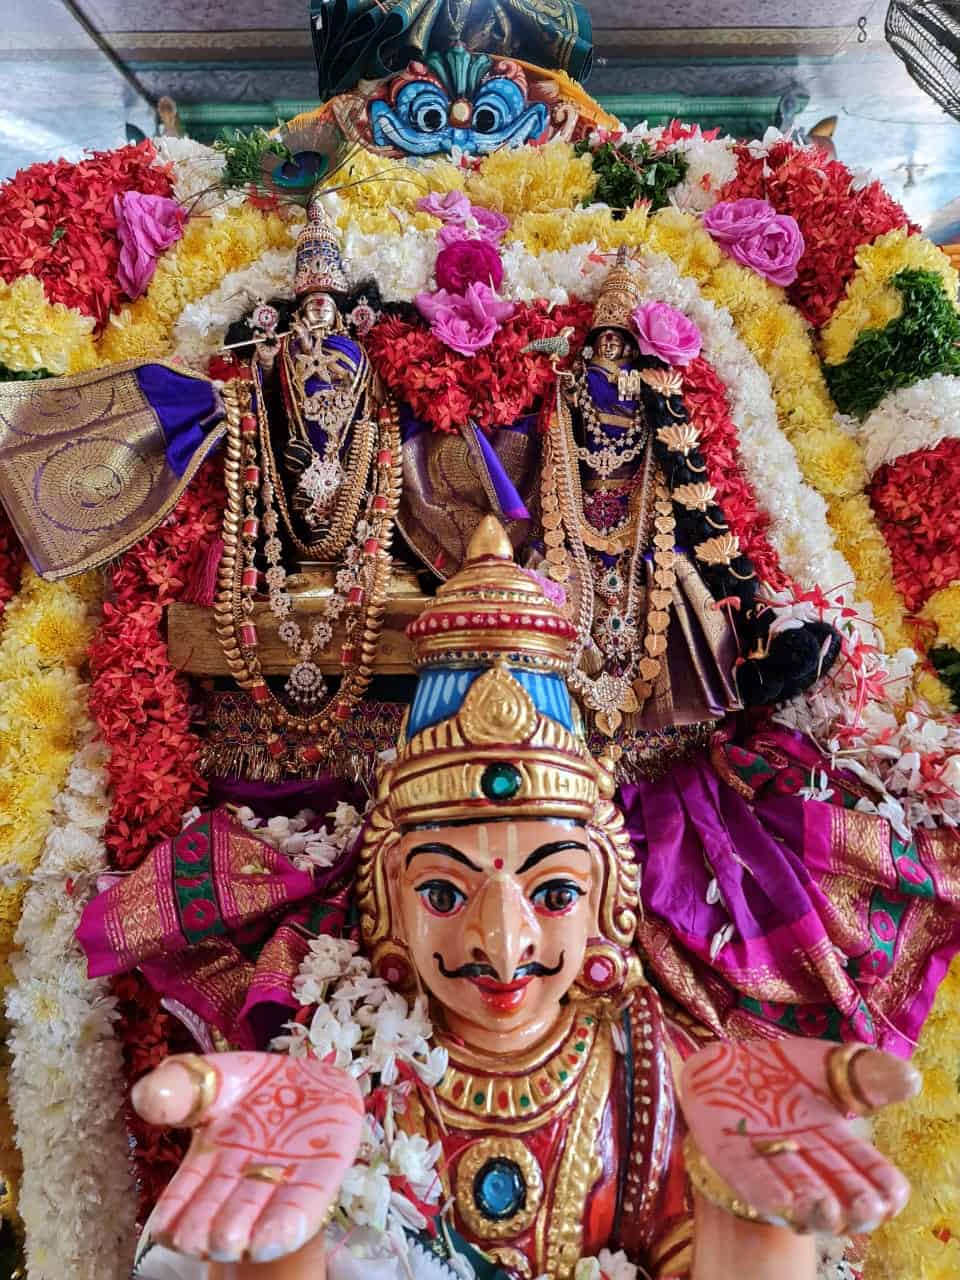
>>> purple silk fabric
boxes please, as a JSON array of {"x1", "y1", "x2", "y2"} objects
[
  {"x1": 208, "y1": 774, "x2": 367, "y2": 819},
  {"x1": 134, "y1": 365, "x2": 223, "y2": 476},
  {"x1": 399, "y1": 404, "x2": 532, "y2": 522}
]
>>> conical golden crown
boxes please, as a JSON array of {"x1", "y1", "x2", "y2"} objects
[
  {"x1": 294, "y1": 195, "x2": 349, "y2": 296},
  {"x1": 589, "y1": 249, "x2": 642, "y2": 335}
]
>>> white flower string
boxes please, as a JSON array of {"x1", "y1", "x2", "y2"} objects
[
  {"x1": 850, "y1": 372, "x2": 960, "y2": 478},
  {"x1": 6, "y1": 733, "x2": 137, "y2": 1280}
]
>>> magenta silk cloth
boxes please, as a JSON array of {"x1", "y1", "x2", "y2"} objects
[
  {"x1": 625, "y1": 726, "x2": 960, "y2": 1055},
  {"x1": 78, "y1": 805, "x2": 357, "y2": 1049},
  {"x1": 77, "y1": 732, "x2": 960, "y2": 1057}
]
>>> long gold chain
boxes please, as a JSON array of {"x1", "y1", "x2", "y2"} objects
[
  {"x1": 256, "y1": 341, "x2": 375, "y2": 562},
  {"x1": 215, "y1": 380, "x2": 402, "y2": 757}
]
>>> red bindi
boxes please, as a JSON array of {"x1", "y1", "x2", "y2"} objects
[{"x1": 494, "y1": 857, "x2": 504, "y2": 870}]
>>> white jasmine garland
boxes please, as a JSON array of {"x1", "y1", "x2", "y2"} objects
[
  {"x1": 171, "y1": 247, "x2": 296, "y2": 363},
  {"x1": 852, "y1": 372, "x2": 960, "y2": 477},
  {"x1": 6, "y1": 732, "x2": 137, "y2": 1280},
  {"x1": 155, "y1": 136, "x2": 247, "y2": 215}
]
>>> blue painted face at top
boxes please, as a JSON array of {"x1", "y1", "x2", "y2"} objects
[{"x1": 369, "y1": 75, "x2": 549, "y2": 156}]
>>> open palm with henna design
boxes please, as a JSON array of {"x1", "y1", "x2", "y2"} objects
[
  {"x1": 133, "y1": 1052, "x2": 364, "y2": 1266},
  {"x1": 681, "y1": 1039, "x2": 919, "y2": 1237}
]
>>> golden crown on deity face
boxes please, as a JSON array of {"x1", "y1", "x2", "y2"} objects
[
  {"x1": 294, "y1": 194, "x2": 349, "y2": 297},
  {"x1": 588, "y1": 247, "x2": 642, "y2": 339},
  {"x1": 356, "y1": 518, "x2": 641, "y2": 963}
]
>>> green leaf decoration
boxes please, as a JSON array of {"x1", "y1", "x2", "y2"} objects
[
  {"x1": 823, "y1": 269, "x2": 960, "y2": 419},
  {"x1": 0, "y1": 363, "x2": 52, "y2": 382},
  {"x1": 575, "y1": 138, "x2": 688, "y2": 216},
  {"x1": 931, "y1": 645, "x2": 960, "y2": 711},
  {"x1": 213, "y1": 127, "x2": 292, "y2": 191}
]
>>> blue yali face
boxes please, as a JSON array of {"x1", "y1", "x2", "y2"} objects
[{"x1": 369, "y1": 76, "x2": 549, "y2": 155}]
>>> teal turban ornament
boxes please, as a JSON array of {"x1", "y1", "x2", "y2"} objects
[{"x1": 310, "y1": 0, "x2": 593, "y2": 101}]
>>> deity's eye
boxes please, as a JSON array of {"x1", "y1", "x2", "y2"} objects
[
  {"x1": 530, "y1": 880, "x2": 584, "y2": 915},
  {"x1": 472, "y1": 79, "x2": 527, "y2": 136},
  {"x1": 404, "y1": 86, "x2": 449, "y2": 134},
  {"x1": 416, "y1": 878, "x2": 466, "y2": 916}
]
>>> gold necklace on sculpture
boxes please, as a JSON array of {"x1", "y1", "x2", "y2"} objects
[
  {"x1": 406, "y1": 1000, "x2": 616, "y2": 1280},
  {"x1": 543, "y1": 387, "x2": 678, "y2": 737},
  {"x1": 258, "y1": 338, "x2": 376, "y2": 562},
  {"x1": 572, "y1": 369, "x2": 649, "y2": 479}
]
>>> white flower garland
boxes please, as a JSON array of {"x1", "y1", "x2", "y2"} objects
[
  {"x1": 171, "y1": 246, "x2": 296, "y2": 362},
  {"x1": 608, "y1": 122, "x2": 739, "y2": 213},
  {"x1": 6, "y1": 732, "x2": 137, "y2": 1280},
  {"x1": 154, "y1": 136, "x2": 248, "y2": 216},
  {"x1": 635, "y1": 250, "x2": 855, "y2": 596},
  {"x1": 851, "y1": 372, "x2": 960, "y2": 477}
]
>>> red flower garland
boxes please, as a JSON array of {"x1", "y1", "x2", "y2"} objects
[
  {"x1": 869, "y1": 436, "x2": 960, "y2": 612},
  {"x1": 719, "y1": 141, "x2": 913, "y2": 329},
  {"x1": 87, "y1": 459, "x2": 224, "y2": 1214},
  {"x1": 681, "y1": 355, "x2": 788, "y2": 590},
  {"x1": 366, "y1": 299, "x2": 593, "y2": 433},
  {"x1": 0, "y1": 141, "x2": 174, "y2": 330}
]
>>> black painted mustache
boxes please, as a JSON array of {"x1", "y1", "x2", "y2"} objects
[{"x1": 433, "y1": 952, "x2": 565, "y2": 981}]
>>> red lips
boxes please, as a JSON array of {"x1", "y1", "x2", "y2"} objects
[{"x1": 471, "y1": 974, "x2": 534, "y2": 1013}]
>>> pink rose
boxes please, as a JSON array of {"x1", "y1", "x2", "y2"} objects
[
  {"x1": 114, "y1": 191, "x2": 186, "y2": 299},
  {"x1": 702, "y1": 197, "x2": 776, "y2": 244},
  {"x1": 630, "y1": 301, "x2": 702, "y2": 367},
  {"x1": 416, "y1": 190, "x2": 472, "y2": 222},
  {"x1": 471, "y1": 206, "x2": 510, "y2": 243},
  {"x1": 727, "y1": 213, "x2": 805, "y2": 287},
  {"x1": 435, "y1": 236, "x2": 504, "y2": 293},
  {"x1": 415, "y1": 282, "x2": 515, "y2": 356}
]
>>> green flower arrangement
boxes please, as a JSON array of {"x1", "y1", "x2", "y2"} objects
[
  {"x1": 824, "y1": 269, "x2": 960, "y2": 419},
  {"x1": 575, "y1": 138, "x2": 688, "y2": 215}
]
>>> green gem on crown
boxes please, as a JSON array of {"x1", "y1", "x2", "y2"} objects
[{"x1": 481, "y1": 762, "x2": 523, "y2": 801}]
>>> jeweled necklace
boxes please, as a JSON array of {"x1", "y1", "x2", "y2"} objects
[{"x1": 572, "y1": 369, "x2": 649, "y2": 479}]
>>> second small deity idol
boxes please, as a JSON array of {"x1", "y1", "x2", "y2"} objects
[
  {"x1": 544, "y1": 252, "x2": 837, "y2": 750},
  {"x1": 253, "y1": 195, "x2": 380, "y2": 561},
  {"x1": 130, "y1": 521, "x2": 916, "y2": 1280}
]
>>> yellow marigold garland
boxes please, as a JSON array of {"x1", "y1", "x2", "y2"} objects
[
  {"x1": 507, "y1": 206, "x2": 650, "y2": 254},
  {"x1": 96, "y1": 205, "x2": 294, "y2": 365},
  {"x1": 462, "y1": 138, "x2": 595, "y2": 215},
  {"x1": 866, "y1": 955, "x2": 960, "y2": 1280},
  {"x1": 0, "y1": 276, "x2": 97, "y2": 376},
  {"x1": 821, "y1": 228, "x2": 960, "y2": 366},
  {"x1": 0, "y1": 565, "x2": 100, "y2": 1228},
  {"x1": 643, "y1": 209, "x2": 913, "y2": 654}
]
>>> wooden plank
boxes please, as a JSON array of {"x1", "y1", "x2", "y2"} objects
[{"x1": 167, "y1": 567, "x2": 426, "y2": 675}]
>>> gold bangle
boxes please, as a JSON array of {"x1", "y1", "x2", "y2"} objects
[
  {"x1": 826, "y1": 1044, "x2": 875, "y2": 1116},
  {"x1": 174, "y1": 1054, "x2": 220, "y2": 1127},
  {"x1": 683, "y1": 1136, "x2": 796, "y2": 1229}
]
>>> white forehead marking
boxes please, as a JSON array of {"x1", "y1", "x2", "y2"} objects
[
  {"x1": 506, "y1": 824, "x2": 518, "y2": 861},
  {"x1": 476, "y1": 825, "x2": 489, "y2": 859}
]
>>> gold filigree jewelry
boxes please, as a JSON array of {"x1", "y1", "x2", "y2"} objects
[
  {"x1": 635, "y1": 367, "x2": 684, "y2": 398},
  {"x1": 683, "y1": 1137, "x2": 795, "y2": 1229},
  {"x1": 431, "y1": 1004, "x2": 599, "y2": 1130},
  {"x1": 826, "y1": 1044, "x2": 875, "y2": 1117},
  {"x1": 454, "y1": 1138, "x2": 544, "y2": 1240},
  {"x1": 672, "y1": 482, "x2": 716, "y2": 512},
  {"x1": 695, "y1": 533, "x2": 742, "y2": 567},
  {"x1": 175, "y1": 1054, "x2": 220, "y2": 1127},
  {"x1": 655, "y1": 422, "x2": 700, "y2": 456}
]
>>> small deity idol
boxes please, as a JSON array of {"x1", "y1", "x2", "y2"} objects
[
  {"x1": 253, "y1": 196, "x2": 380, "y2": 562},
  {"x1": 131, "y1": 520, "x2": 916, "y2": 1280},
  {"x1": 545, "y1": 253, "x2": 836, "y2": 746}
]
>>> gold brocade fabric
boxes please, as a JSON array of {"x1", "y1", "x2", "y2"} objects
[{"x1": 0, "y1": 361, "x2": 224, "y2": 580}]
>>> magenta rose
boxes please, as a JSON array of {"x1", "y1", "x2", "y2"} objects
[
  {"x1": 630, "y1": 301, "x2": 702, "y2": 367},
  {"x1": 727, "y1": 213, "x2": 805, "y2": 287},
  {"x1": 114, "y1": 190, "x2": 186, "y2": 299},
  {"x1": 702, "y1": 197, "x2": 776, "y2": 244},
  {"x1": 435, "y1": 237, "x2": 504, "y2": 293},
  {"x1": 415, "y1": 282, "x2": 515, "y2": 356}
]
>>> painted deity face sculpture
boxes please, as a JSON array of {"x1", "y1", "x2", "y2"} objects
[
  {"x1": 594, "y1": 327, "x2": 633, "y2": 363},
  {"x1": 358, "y1": 517, "x2": 641, "y2": 1054},
  {"x1": 300, "y1": 290, "x2": 339, "y2": 332}
]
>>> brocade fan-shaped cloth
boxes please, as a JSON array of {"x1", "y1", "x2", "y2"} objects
[{"x1": 0, "y1": 361, "x2": 223, "y2": 579}]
